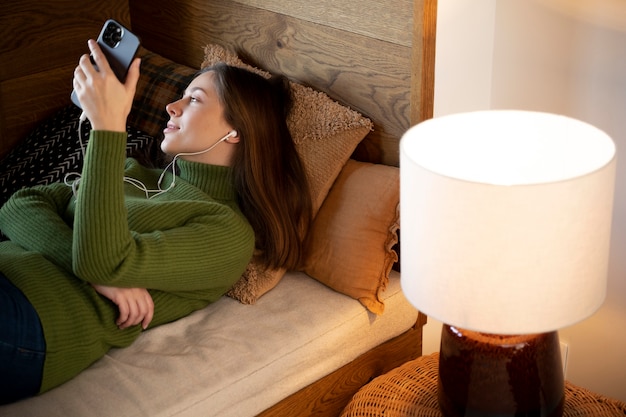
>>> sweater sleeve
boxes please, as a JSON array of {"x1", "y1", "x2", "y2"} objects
[
  {"x1": 0, "y1": 182, "x2": 74, "y2": 271},
  {"x1": 72, "y1": 131, "x2": 254, "y2": 294}
]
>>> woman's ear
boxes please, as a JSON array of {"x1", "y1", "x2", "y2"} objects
[{"x1": 225, "y1": 130, "x2": 240, "y2": 143}]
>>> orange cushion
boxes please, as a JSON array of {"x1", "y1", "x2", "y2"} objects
[{"x1": 300, "y1": 160, "x2": 400, "y2": 314}]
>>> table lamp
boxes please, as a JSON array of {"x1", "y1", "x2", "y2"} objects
[{"x1": 400, "y1": 110, "x2": 616, "y2": 417}]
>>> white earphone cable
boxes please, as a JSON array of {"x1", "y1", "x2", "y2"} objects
[
  {"x1": 64, "y1": 113, "x2": 236, "y2": 199},
  {"x1": 63, "y1": 112, "x2": 89, "y2": 195}
]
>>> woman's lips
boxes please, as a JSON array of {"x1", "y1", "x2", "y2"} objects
[{"x1": 163, "y1": 122, "x2": 180, "y2": 134}]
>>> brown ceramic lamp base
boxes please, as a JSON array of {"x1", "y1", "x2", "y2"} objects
[{"x1": 438, "y1": 324, "x2": 564, "y2": 417}]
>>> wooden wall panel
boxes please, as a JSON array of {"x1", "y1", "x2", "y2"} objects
[{"x1": 0, "y1": 0, "x2": 130, "y2": 159}]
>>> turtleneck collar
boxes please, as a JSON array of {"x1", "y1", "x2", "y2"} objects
[{"x1": 175, "y1": 159, "x2": 236, "y2": 201}]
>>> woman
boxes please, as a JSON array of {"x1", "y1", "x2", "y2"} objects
[{"x1": 0, "y1": 39, "x2": 312, "y2": 404}]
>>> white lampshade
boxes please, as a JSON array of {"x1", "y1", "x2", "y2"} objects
[{"x1": 400, "y1": 110, "x2": 616, "y2": 335}]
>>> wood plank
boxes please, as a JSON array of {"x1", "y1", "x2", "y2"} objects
[
  {"x1": 411, "y1": 0, "x2": 437, "y2": 124},
  {"x1": 233, "y1": 0, "x2": 414, "y2": 46}
]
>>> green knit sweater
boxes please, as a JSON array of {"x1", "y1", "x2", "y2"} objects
[{"x1": 0, "y1": 131, "x2": 255, "y2": 393}]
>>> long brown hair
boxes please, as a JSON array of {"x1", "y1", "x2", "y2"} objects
[{"x1": 203, "y1": 63, "x2": 312, "y2": 270}]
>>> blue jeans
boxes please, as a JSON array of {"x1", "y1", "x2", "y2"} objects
[{"x1": 0, "y1": 272, "x2": 46, "y2": 405}]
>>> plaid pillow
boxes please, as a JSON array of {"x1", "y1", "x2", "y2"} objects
[{"x1": 128, "y1": 47, "x2": 197, "y2": 138}]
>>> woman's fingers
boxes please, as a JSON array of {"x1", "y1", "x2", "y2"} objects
[
  {"x1": 93, "y1": 284, "x2": 154, "y2": 330},
  {"x1": 115, "y1": 298, "x2": 131, "y2": 328},
  {"x1": 125, "y1": 57, "x2": 141, "y2": 97},
  {"x1": 141, "y1": 293, "x2": 154, "y2": 330},
  {"x1": 87, "y1": 39, "x2": 111, "y2": 74},
  {"x1": 115, "y1": 289, "x2": 154, "y2": 330}
]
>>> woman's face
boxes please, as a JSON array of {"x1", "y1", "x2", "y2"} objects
[{"x1": 161, "y1": 71, "x2": 235, "y2": 157}]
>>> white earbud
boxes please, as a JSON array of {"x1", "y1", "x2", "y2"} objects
[{"x1": 223, "y1": 130, "x2": 238, "y2": 142}]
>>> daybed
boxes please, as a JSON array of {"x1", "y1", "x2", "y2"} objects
[{"x1": 0, "y1": 0, "x2": 436, "y2": 415}]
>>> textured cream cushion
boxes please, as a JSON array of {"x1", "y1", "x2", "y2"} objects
[{"x1": 201, "y1": 44, "x2": 373, "y2": 304}]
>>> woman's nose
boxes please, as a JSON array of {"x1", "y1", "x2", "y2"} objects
[{"x1": 166, "y1": 100, "x2": 181, "y2": 116}]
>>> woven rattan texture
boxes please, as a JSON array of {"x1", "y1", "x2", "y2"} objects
[{"x1": 341, "y1": 353, "x2": 626, "y2": 417}]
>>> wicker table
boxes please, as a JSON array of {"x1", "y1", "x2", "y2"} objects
[{"x1": 341, "y1": 352, "x2": 626, "y2": 417}]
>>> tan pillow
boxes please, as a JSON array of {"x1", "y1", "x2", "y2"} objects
[
  {"x1": 300, "y1": 159, "x2": 400, "y2": 315},
  {"x1": 201, "y1": 44, "x2": 373, "y2": 303}
]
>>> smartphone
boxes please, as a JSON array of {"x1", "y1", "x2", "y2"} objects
[{"x1": 71, "y1": 19, "x2": 141, "y2": 108}]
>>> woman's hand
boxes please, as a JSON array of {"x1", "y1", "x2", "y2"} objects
[
  {"x1": 72, "y1": 39, "x2": 140, "y2": 132},
  {"x1": 92, "y1": 284, "x2": 154, "y2": 330}
]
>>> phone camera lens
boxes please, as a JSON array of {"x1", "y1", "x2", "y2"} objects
[{"x1": 104, "y1": 22, "x2": 124, "y2": 48}]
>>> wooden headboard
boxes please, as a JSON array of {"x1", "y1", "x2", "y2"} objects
[{"x1": 0, "y1": 0, "x2": 436, "y2": 166}]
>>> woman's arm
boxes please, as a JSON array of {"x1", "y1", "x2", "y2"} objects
[
  {"x1": 0, "y1": 40, "x2": 138, "y2": 272},
  {"x1": 0, "y1": 183, "x2": 74, "y2": 270}
]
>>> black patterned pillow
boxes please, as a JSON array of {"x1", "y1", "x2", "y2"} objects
[{"x1": 0, "y1": 105, "x2": 158, "y2": 206}]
